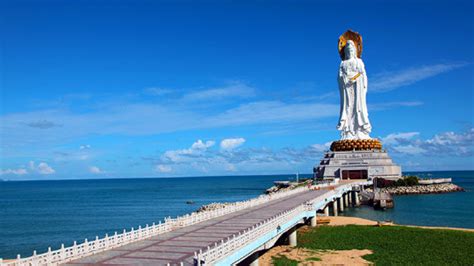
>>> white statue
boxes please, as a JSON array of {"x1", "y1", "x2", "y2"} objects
[{"x1": 337, "y1": 39, "x2": 372, "y2": 140}]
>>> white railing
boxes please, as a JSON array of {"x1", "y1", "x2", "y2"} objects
[
  {"x1": 196, "y1": 180, "x2": 368, "y2": 265},
  {"x1": 1, "y1": 181, "x2": 338, "y2": 266},
  {"x1": 195, "y1": 203, "x2": 313, "y2": 265}
]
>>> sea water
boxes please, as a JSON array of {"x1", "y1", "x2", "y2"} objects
[{"x1": 0, "y1": 171, "x2": 473, "y2": 259}]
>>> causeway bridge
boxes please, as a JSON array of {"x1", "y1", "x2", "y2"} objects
[{"x1": 2, "y1": 179, "x2": 370, "y2": 266}]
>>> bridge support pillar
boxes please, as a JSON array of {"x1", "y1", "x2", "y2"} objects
[
  {"x1": 338, "y1": 197, "x2": 344, "y2": 212},
  {"x1": 354, "y1": 191, "x2": 360, "y2": 206},
  {"x1": 289, "y1": 229, "x2": 297, "y2": 247},
  {"x1": 348, "y1": 191, "x2": 353, "y2": 206},
  {"x1": 310, "y1": 215, "x2": 317, "y2": 227},
  {"x1": 324, "y1": 206, "x2": 329, "y2": 216},
  {"x1": 344, "y1": 193, "x2": 349, "y2": 208},
  {"x1": 249, "y1": 251, "x2": 259, "y2": 266},
  {"x1": 332, "y1": 200, "x2": 338, "y2": 216}
]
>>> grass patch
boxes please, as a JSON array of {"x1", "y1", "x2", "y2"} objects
[
  {"x1": 298, "y1": 225, "x2": 474, "y2": 265},
  {"x1": 306, "y1": 256, "x2": 322, "y2": 261},
  {"x1": 271, "y1": 255, "x2": 299, "y2": 266}
]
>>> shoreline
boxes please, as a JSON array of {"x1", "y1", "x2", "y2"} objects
[{"x1": 319, "y1": 216, "x2": 474, "y2": 232}]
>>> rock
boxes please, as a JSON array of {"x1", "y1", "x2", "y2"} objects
[{"x1": 369, "y1": 183, "x2": 464, "y2": 195}]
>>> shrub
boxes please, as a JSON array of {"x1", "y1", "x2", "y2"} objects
[{"x1": 374, "y1": 178, "x2": 394, "y2": 188}]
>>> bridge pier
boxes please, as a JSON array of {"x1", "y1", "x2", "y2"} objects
[
  {"x1": 338, "y1": 197, "x2": 344, "y2": 212},
  {"x1": 310, "y1": 215, "x2": 317, "y2": 227},
  {"x1": 348, "y1": 191, "x2": 353, "y2": 206},
  {"x1": 324, "y1": 206, "x2": 329, "y2": 216},
  {"x1": 289, "y1": 229, "x2": 297, "y2": 247},
  {"x1": 332, "y1": 200, "x2": 338, "y2": 216},
  {"x1": 354, "y1": 191, "x2": 360, "y2": 206},
  {"x1": 344, "y1": 193, "x2": 348, "y2": 208}
]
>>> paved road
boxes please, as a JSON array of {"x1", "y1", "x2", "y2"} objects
[{"x1": 65, "y1": 188, "x2": 328, "y2": 265}]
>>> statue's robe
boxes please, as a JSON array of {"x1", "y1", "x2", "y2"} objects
[{"x1": 337, "y1": 57, "x2": 372, "y2": 140}]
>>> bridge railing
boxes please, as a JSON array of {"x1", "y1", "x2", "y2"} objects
[
  {"x1": 196, "y1": 180, "x2": 368, "y2": 264},
  {"x1": 1, "y1": 181, "x2": 338, "y2": 266},
  {"x1": 195, "y1": 202, "x2": 313, "y2": 265}
]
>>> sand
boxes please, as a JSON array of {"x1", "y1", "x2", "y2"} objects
[
  {"x1": 322, "y1": 216, "x2": 378, "y2": 226},
  {"x1": 260, "y1": 245, "x2": 373, "y2": 265}
]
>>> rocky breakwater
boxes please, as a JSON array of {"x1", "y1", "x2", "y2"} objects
[
  {"x1": 368, "y1": 183, "x2": 464, "y2": 195},
  {"x1": 196, "y1": 202, "x2": 233, "y2": 213}
]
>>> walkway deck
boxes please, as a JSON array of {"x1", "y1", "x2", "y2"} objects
[{"x1": 65, "y1": 189, "x2": 328, "y2": 265}]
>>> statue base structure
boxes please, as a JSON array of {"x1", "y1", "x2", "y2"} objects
[{"x1": 314, "y1": 139, "x2": 401, "y2": 181}]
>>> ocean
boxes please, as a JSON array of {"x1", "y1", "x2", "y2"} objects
[{"x1": 0, "y1": 171, "x2": 473, "y2": 259}]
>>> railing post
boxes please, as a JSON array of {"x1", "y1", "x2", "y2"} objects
[
  {"x1": 103, "y1": 233, "x2": 108, "y2": 249},
  {"x1": 84, "y1": 238, "x2": 89, "y2": 253},
  {"x1": 72, "y1": 241, "x2": 77, "y2": 258},
  {"x1": 61, "y1": 243, "x2": 65, "y2": 260},
  {"x1": 95, "y1": 236, "x2": 99, "y2": 252},
  {"x1": 46, "y1": 246, "x2": 52, "y2": 263}
]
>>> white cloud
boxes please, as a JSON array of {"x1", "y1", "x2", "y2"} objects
[
  {"x1": 29, "y1": 161, "x2": 55, "y2": 175},
  {"x1": 191, "y1": 139, "x2": 215, "y2": 150},
  {"x1": 371, "y1": 63, "x2": 467, "y2": 92},
  {"x1": 0, "y1": 168, "x2": 28, "y2": 176},
  {"x1": 383, "y1": 129, "x2": 474, "y2": 156},
  {"x1": 181, "y1": 81, "x2": 255, "y2": 102},
  {"x1": 80, "y1": 144, "x2": 91, "y2": 150},
  {"x1": 155, "y1": 164, "x2": 172, "y2": 173},
  {"x1": 382, "y1": 132, "x2": 420, "y2": 145},
  {"x1": 310, "y1": 142, "x2": 332, "y2": 152},
  {"x1": 89, "y1": 166, "x2": 104, "y2": 174},
  {"x1": 37, "y1": 162, "x2": 55, "y2": 174},
  {"x1": 220, "y1": 138, "x2": 246, "y2": 150},
  {"x1": 392, "y1": 145, "x2": 425, "y2": 155},
  {"x1": 162, "y1": 139, "x2": 215, "y2": 163}
]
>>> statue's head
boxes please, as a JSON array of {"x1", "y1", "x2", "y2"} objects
[{"x1": 344, "y1": 40, "x2": 356, "y2": 59}]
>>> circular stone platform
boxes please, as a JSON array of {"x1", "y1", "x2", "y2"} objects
[{"x1": 330, "y1": 139, "x2": 382, "y2": 152}]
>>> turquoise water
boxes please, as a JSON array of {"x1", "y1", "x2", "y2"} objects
[
  {"x1": 0, "y1": 171, "x2": 473, "y2": 259},
  {"x1": 342, "y1": 171, "x2": 474, "y2": 229}
]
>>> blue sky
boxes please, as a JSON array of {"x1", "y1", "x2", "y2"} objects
[{"x1": 1, "y1": 0, "x2": 473, "y2": 180}]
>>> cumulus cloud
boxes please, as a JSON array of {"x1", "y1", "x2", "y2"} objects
[
  {"x1": 383, "y1": 129, "x2": 474, "y2": 156},
  {"x1": 80, "y1": 144, "x2": 91, "y2": 150},
  {"x1": 162, "y1": 139, "x2": 215, "y2": 163},
  {"x1": 181, "y1": 81, "x2": 255, "y2": 102},
  {"x1": 89, "y1": 166, "x2": 104, "y2": 174},
  {"x1": 29, "y1": 161, "x2": 55, "y2": 175},
  {"x1": 382, "y1": 132, "x2": 420, "y2": 145},
  {"x1": 220, "y1": 138, "x2": 246, "y2": 150},
  {"x1": 0, "y1": 168, "x2": 28, "y2": 176},
  {"x1": 25, "y1": 120, "x2": 62, "y2": 129},
  {"x1": 155, "y1": 164, "x2": 172, "y2": 173},
  {"x1": 371, "y1": 63, "x2": 468, "y2": 92},
  {"x1": 191, "y1": 139, "x2": 215, "y2": 150}
]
